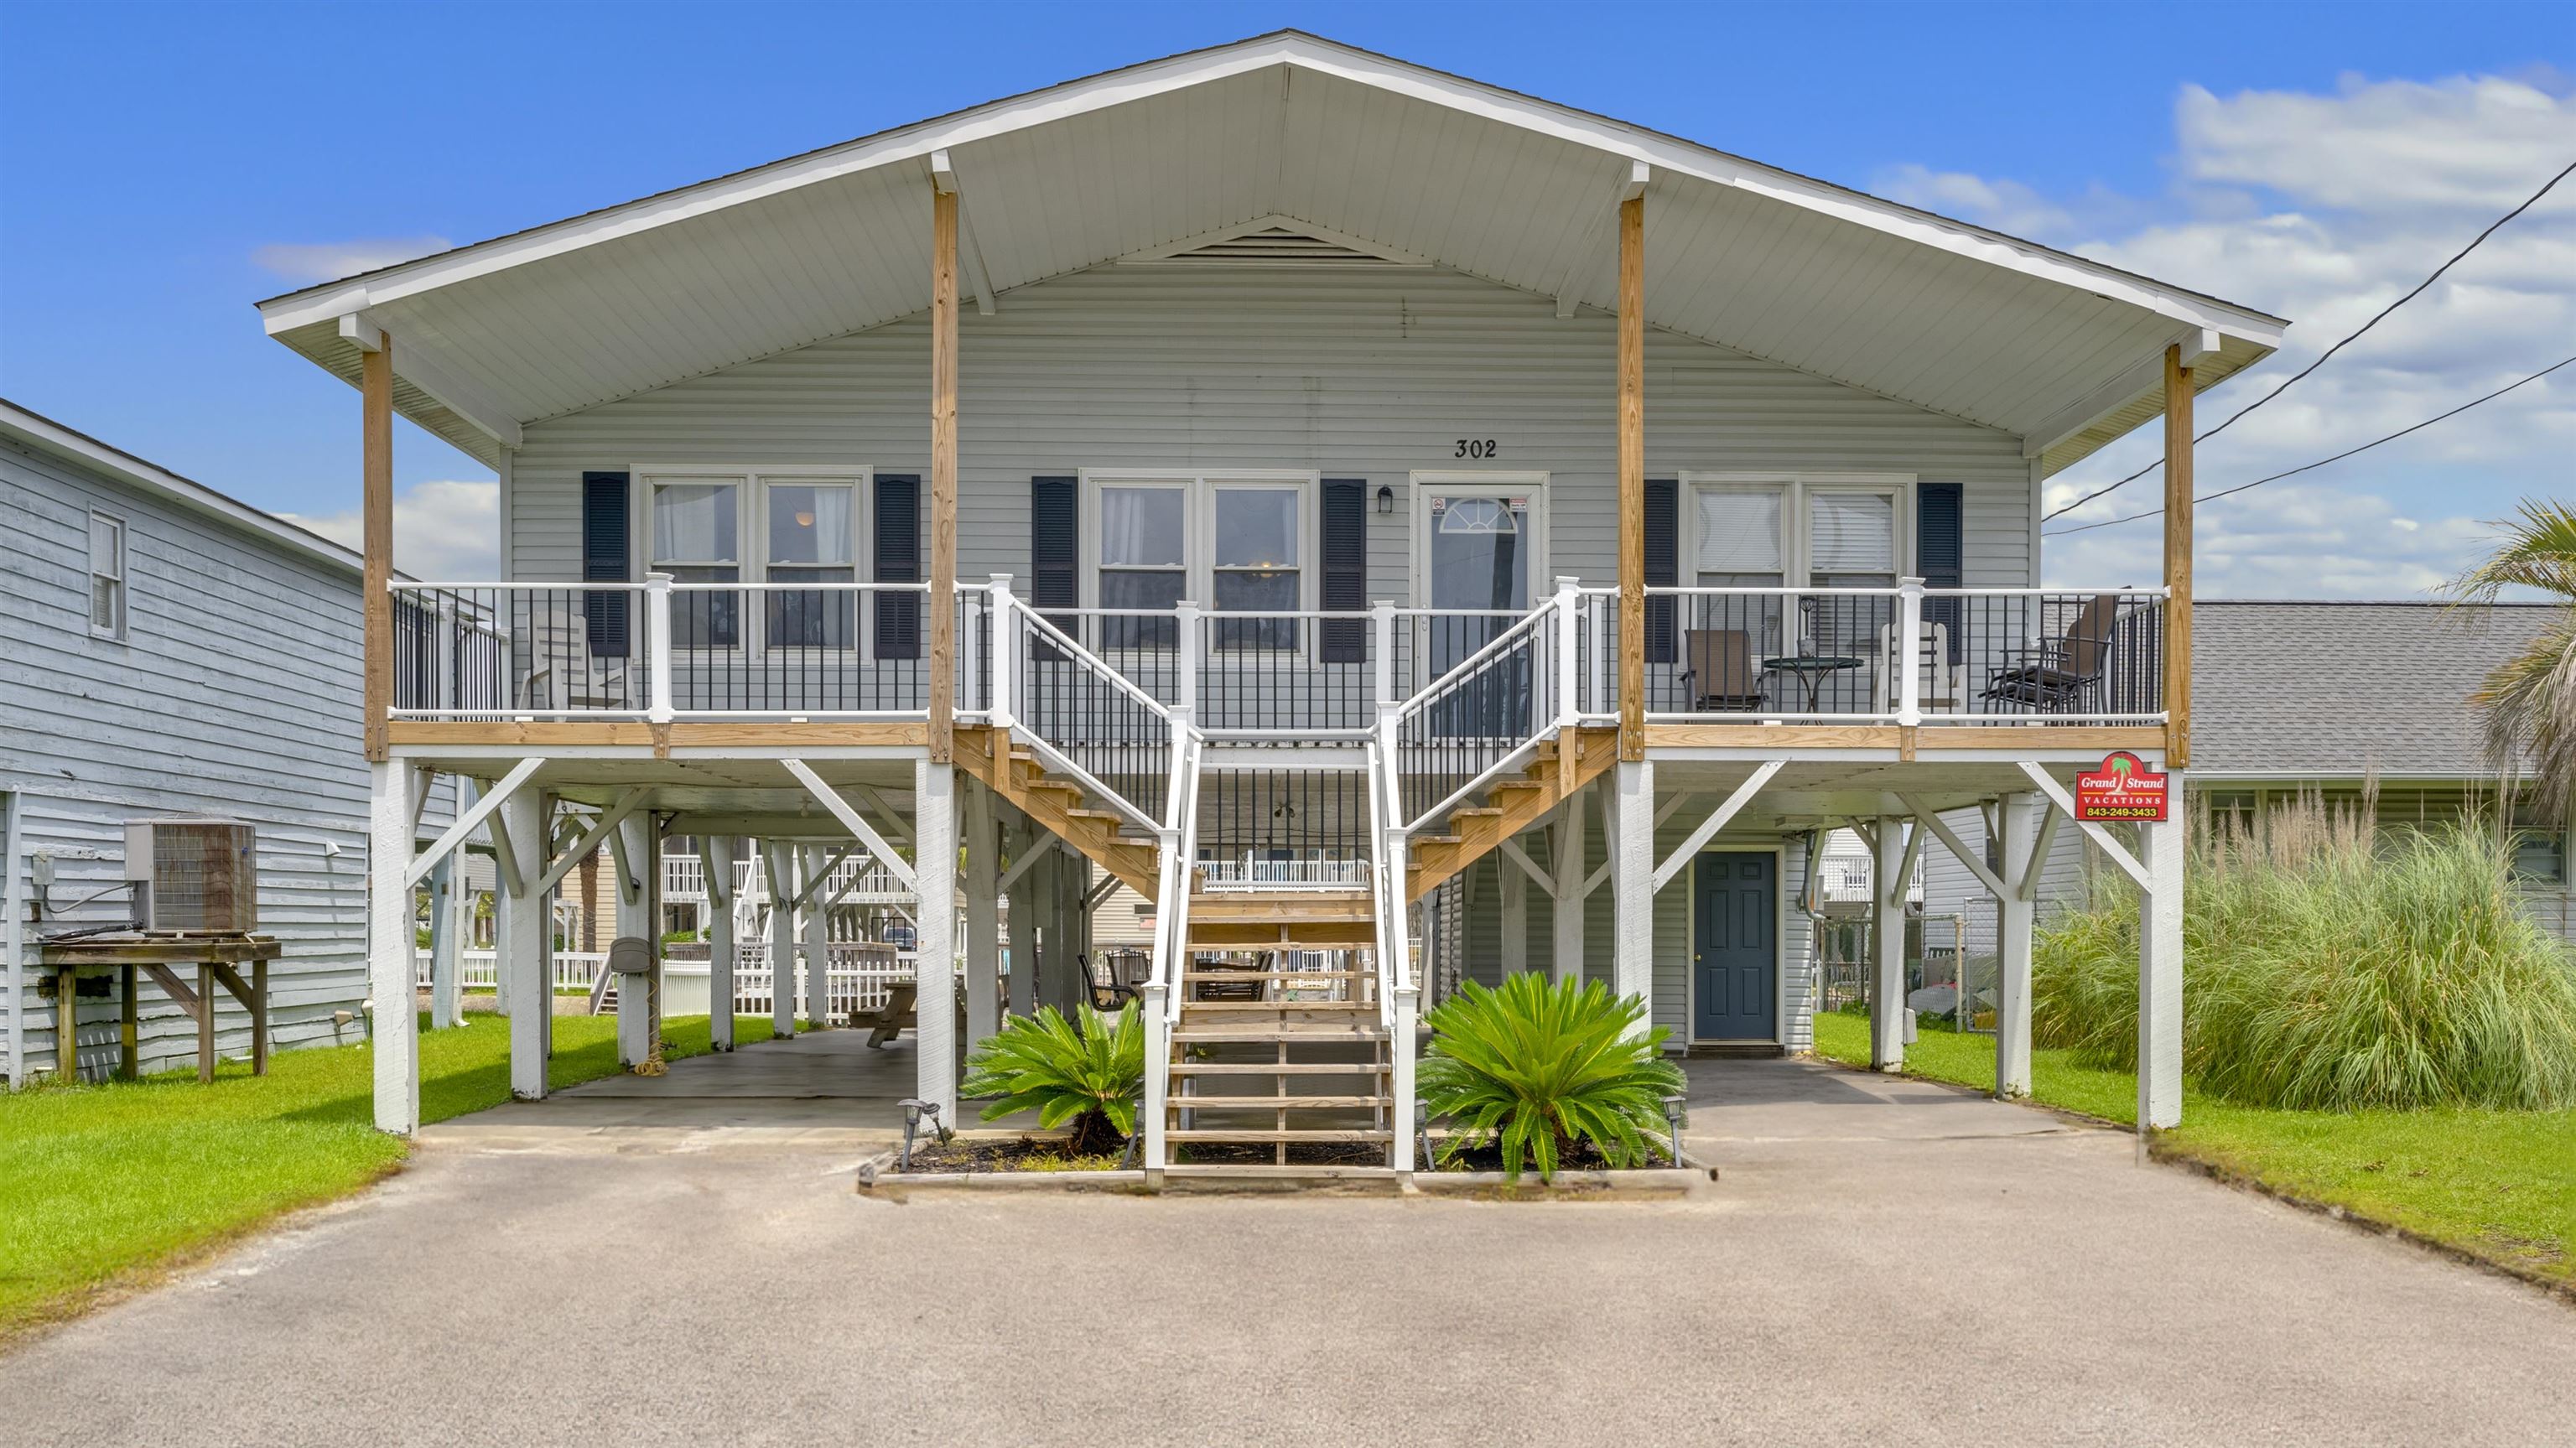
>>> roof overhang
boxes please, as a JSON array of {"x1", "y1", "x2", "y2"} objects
[
  {"x1": 0, "y1": 398, "x2": 367, "y2": 577},
  {"x1": 257, "y1": 29, "x2": 2285, "y2": 471}
]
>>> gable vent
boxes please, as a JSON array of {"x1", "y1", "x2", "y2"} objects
[{"x1": 1124, "y1": 217, "x2": 1426, "y2": 269}]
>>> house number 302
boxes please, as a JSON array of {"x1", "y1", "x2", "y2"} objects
[{"x1": 1454, "y1": 439, "x2": 1499, "y2": 459}]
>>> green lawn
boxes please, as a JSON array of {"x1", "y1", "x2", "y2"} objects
[
  {"x1": 0, "y1": 1013, "x2": 780, "y2": 1340},
  {"x1": 1810, "y1": 1010, "x2": 2576, "y2": 1287}
]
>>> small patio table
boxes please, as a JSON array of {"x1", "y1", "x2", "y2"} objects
[{"x1": 1760, "y1": 655, "x2": 1866, "y2": 713}]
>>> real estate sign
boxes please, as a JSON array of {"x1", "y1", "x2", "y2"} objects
[{"x1": 2075, "y1": 750, "x2": 2168, "y2": 822}]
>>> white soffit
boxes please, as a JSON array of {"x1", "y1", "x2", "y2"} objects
[{"x1": 257, "y1": 31, "x2": 2285, "y2": 472}]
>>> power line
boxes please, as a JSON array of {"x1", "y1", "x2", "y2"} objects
[
  {"x1": 2043, "y1": 355, "x2": 2576, "y2": 537},
  {"x1": 2041, "y1": 154, "x2": 2576, "y2": 523}
]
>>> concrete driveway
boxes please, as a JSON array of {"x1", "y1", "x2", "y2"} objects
[{"x1": 4, "y1": 1041, "x2": 2570, "y2": 1445}]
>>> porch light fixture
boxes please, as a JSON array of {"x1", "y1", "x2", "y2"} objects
[{"x1": 1376, "y1": 485, "x2": 1394, "y2": 515}]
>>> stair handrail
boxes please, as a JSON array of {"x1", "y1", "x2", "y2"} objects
[
  {"x1": 1384, "y1": 590, "x2": 1570, "y2": 834},
  {"x1": 993, "y1": 589, "x2": 1185, "y2": 835},
  {"x1": 1366, "y1": 725, "x2": 1420, "y2": 1174},
  {"x1": 1138, "y1": 714, "x2": 1204, "y2": 1178}
]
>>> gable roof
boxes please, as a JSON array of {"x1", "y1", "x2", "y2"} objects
[
  {"x1": 2191, "y1": 601, "x2": 2560, "y2": 778},
  {"x1": 256, "y1": 29, "x2": 2284, "y2": 473},
  {"x1": 0, "y1": 397, "x2": 367, "y2": 577}
]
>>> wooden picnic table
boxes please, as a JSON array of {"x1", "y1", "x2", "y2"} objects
[{"x1": 37, "y1": 932, "x2": 283, "y2": 1083}]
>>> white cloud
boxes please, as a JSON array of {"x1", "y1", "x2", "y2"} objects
[
  {"x1": 253, "y1": 236, "x2": 452, "y2": 285},
  {"x1": 1893, "y1": 71, "x2": 2576, "y2": 597},
  {"x1": 283, "y1": 479, "x2": 496, "y2": 579}
]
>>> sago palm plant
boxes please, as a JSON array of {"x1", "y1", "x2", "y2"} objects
[
  {"x1": 2451, "y1": 496, "x2": 2576, "y2": 825},
  {"x1": 1419, "y1": 973, "x2": 1686, "y2": 1181},
  {"x1": 959, "y1": 1000, "x2": 1144, "y2": 1155}
]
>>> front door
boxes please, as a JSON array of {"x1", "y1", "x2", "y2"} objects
[
  {"x1": 1694, "y1": 851, "x2": 1775, "y2": 1041},
  {"x1": 1415, "y1": 478, "x2": 1542, "y2": 737}
]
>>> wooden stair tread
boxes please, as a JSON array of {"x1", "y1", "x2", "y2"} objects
[
  {"x1": 1180, "y1": 970, "x2": 1372, "y2": 981},
  {"x1": 1167, "y1": 1061, "x2": 1389, "y2": 1076},
  {"x1": 1168, "y1": 1096, "x2": 1385, "y2": 1110},
  {"x1": 1171, "y1": 1026, "x2": 1389, "y2": 1043},
  {"x1": 1178, "y1": 1001, "x2": 1374, "y2": 1015},
  {"x1": 1168, "y1": 1129, "x2": 1394, "y2": 1143}
]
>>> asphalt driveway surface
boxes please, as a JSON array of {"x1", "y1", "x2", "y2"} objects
[{"x1": 5, "y1": 1038, "x2": 2570, "y2": 1446}]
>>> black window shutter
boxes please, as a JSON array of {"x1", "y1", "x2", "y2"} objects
[
  {"x1": 1644, "y1": 478, "x2": 1678, "y2": 664},
  {"x1": 1318, "y1": 479, "x2": 1367, "y2": 663},
  {"x1": 1031, "y1": 475, "x2": 1078, "y2": 649},
  {"x1": 581, "y1": 470, "x2": 631, "y2": 658},
  {"x1": 874, "y1": 474, "x2": 922, "y2": 660},
  {"x1": 1917, "y1": 482, "x2": 1964, "y2": 663}
]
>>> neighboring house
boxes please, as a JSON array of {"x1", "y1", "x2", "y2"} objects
[
  {"x1": 0, "y1": 400, "x2": 455, "y2": 1084},
  {"x1": 255, "y1": 30, "x2": 2285, "y2": 1159},
  {"x1": 1920, "y1": 600, "x2": 2576, "y2": 952}
]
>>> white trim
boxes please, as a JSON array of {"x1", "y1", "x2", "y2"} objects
[
  {"x1": 1408, "y1": 471, "x2": 1550, "y2": 609},
  {"x1": 1682, "y1": 841, "x2": 1790, "y2": 1046},
  {"x1": 340, "y1": 310, "x2": 525, "y2": 449},
  {"x1": 252, "y1": 34, "x2": 2285, "y2": 345}
]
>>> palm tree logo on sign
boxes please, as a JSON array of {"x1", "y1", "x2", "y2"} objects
[{"x1": 2075, "y1": 750, "x2": 2168, "y2": 822}]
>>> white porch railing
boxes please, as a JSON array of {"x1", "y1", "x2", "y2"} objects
[
  {"x1": 1193, "y1": 857, "x2": 1371, "y2": 891},
  {"x1": 428, "y1": 946, "x2": 917, "y2": 1017},
  {"x1": 662, "y1": 854, "x2": 910, "y2": 904},
  {"x1": 1640, "y1": 584, "x2": 2168, "y2": 724}
]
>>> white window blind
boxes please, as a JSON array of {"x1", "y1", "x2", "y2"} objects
[
  {"x1": 1696, "y1": 490, "x2": 1783, "y2": 573},
  {"x1": 1808, "y1": 492, "x2": 1894, "y2": 574}
]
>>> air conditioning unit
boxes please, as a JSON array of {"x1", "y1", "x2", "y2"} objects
[{"x1": 125, "y1": 818, "x2": 259, "y2": 933}]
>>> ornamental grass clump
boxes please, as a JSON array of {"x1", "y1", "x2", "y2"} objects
[
  {"x1": 2033, "y1": 791, "x2": 2576, "y2": 1111},
  {"x1": 958, "y1": 1001, "x2": 1144, "y2": 1155},
  {"x1": 1419, "y1": 973, "x2": 1687, "y2": 1181}
]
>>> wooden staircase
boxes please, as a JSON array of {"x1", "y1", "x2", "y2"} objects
[
  {"x1": 953, "y1": 725, "x2": 1161, "y2": 897},
  {"x1": 1403, "y1": 724, "x2": 1618, "y2": 902},
  {"x1": 1166, "y1": 899, "x2": 1394, "y2": 1165}
]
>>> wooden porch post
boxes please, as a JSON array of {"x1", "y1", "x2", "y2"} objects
[
  {"x1": 361, "y1": 334, "x2": 393, "y2": 762},
  {"x1": 1616, "y1": 192, "x2": 1646, "y2": 761},
  {"x1": 927, "y1": 184, "x2": 961, "y2": 763},
  {"x1": 2162, "y1": 344, "x2": 2192, "y2": 767}
]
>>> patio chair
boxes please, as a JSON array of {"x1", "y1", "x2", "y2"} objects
[
  {"x1": 1872, "y1": 620, "x2": 1961, "y2": 714},
  {"x1": 1979, "y1": 594, "x2": 2122, "y2": 714},
  {"x1": 1678, "y1": 629, "x2": 1764, "y2": 712}
]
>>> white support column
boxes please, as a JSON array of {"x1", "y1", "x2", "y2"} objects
[
  {"x1": 2140, "y1": 784, "x2": 2186, "y2": 1132},
  {"x1": 707, "y1": 836, "x2": 737, "y2": 1051},
  {"x1": 500, "y1": 787, "x2": 549, "y2": 1099},
  {"x1": 763, "y1": 842, "x2": 795, "y2": 1040},
  {"x1": 1550, "y1": 784, "x2": 1588, "y2": 986},
  {"x1": 367, "y1": 760, "x2": 418, "y2": 1134},
  {"x1": 915, "y1": 758, "x2": 959, "y2": 1118},
  {"x1": 1872, "y1": 814, "x2": 1907, "y2": 1072},
  {"x1": 1612, "y1": 760, "x2": 1654, "y2": 1022},
  {"x1": 1996, "y1": 791, "x2": 2039, "y2": 1098},
  {"x1": 1499, "y1": 843, "x2": 1528, "y2": 978},
  {"x1": 801, "y1": 844, "x2": 829, "y2": 1028},
  {"x1": 613, "y1": 815, "x2": 652, "y2": 1067},
  {"x1": 964, "y1": 779, "x2": 1000, "y2": 1054},
  {"x1": 426, "y1": 853, "x2": 462, "y2": 1030}
]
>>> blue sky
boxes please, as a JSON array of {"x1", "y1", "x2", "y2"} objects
[{"x1": 2, "y1": 0, "x2": 2568, "y2": 593}]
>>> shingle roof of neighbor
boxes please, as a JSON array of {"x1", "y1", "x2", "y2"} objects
[{"x1": 2191, "y1": 600, "x2": 2561, "y2": 777}]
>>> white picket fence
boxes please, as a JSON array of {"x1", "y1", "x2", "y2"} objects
[{"x1": 434, "y1": 950, "x2": 609, "y2": 993}]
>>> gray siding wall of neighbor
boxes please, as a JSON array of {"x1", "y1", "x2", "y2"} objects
[
  {"x1": 1, "y1": 439, "x2": 420, "y2": 1083},
  {"x1": 505, "y1": 265, "x2": 2038, "y2": 595}
]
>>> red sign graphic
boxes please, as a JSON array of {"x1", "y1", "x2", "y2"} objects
[{"x1": 2075, "y1": 751, "x2": 2169, "y2": 823}]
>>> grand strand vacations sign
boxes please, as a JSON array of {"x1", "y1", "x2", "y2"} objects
[{"x1": 2074, "y1": 750, "x2": 2169, "y2": 823}]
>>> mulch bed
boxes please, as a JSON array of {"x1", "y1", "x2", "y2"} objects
[{"x1": 896, "y1": 1135, "x2": 1129, "y2": 1174}]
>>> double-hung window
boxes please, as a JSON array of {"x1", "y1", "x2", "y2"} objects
[
  {"x1": 87, "y1": 511, "x2": 127, "y2": 640},
  {"x1": 650, "y1": 478, "x2": 743, "y2": 648},
  {"x1": 643, "y1": 470, "x2": 870, "y2": 652},
  {"x1": 1088, "y1": 473, "x2": 1313, "y2": 652},
  {"x1": 764, "y1": 481, "x2": 857, "y2": 649},
  {"x1": 1688, "y1": 474, "x2": 1909, "y2": 654}
]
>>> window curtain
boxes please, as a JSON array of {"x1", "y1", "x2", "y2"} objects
[
  {"x1": 653, "y1": 482, "x2": 738, "y2": 561},
  {"x1": 1100, "y1": 486, "x2": 1184, "y2": 566},
  {"x1": 1697, "y1": 490, "x2": 1782, "y2": 573},
  {"x1": 1809, "y1": 492, "x2": 1894, "y2": 574}
]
